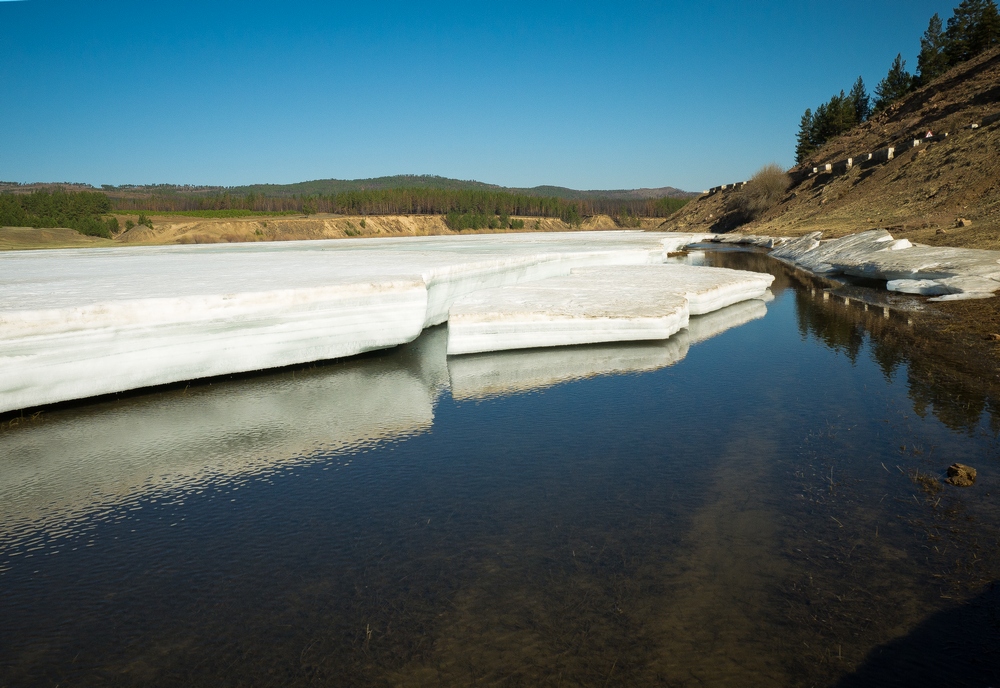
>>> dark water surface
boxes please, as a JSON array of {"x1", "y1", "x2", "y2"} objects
[{"x1": 2, "y1": 251, "x2": 1000, "y2": 687}]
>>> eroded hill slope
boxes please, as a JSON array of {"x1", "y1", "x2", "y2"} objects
[{"x1": 664, "y1": 47, "x2": 1000, "y2": 249}]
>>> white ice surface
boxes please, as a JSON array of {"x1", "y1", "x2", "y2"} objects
[
  {"x1": 1, "y1": 232, "x2": 714, "y2": 412},
  {"x1": 768, "y1": 229, "x2": 1000, "y2": 300},
  {"x1": 448, "y1": 298, "x2": 767, "y2": 399},
  {"x1": 446, "y1": 264, "x2": 773, "y2": 355}
]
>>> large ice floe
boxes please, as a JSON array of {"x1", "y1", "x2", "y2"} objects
[
  {"x1": 765, "y1": 229, "x2": 1000, "y2": 300},
  {"x1": 446, "y1": 264, "x2": 773, "y2": 354},
  {"x1": 0, "y1": 231, "x2": 784, "y2": 413},
  {"x1": 448, "y1": 299, "x2": 768, "y2": 399}
]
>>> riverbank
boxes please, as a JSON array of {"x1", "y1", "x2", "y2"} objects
[
  {"x1": 0, "y1": 213, "x2": 664, "y2": 250},
  {"x1": 696, "y1": 233, "x2": 1000, "y2": 401}
]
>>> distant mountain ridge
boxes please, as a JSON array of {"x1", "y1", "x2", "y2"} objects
[{"x1": 1, "y1": 175, "x2": 697, "y2": 201}]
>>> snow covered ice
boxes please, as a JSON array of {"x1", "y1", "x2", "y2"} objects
[
  {"x1": 446, "y1": 264, "x2": 774, "y2": 355},
  {"x1": 769, "y1": 229, "x2": 1000, "y2": 300},
  {"x1": 448, "y1": 299, "x2": 768, "y2": 400},
  {"x1": 0, "y1": 231, "x2": 780, "y2": 413}
]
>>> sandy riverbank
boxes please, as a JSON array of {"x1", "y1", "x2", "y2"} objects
[{"x1": 0, "y1": 214, "x2": 665, "y2": 250}]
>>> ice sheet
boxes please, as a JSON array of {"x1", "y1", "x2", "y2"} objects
[
  {"x1": 446, "y1": 264, "x2": 774, "y2": 355},
  {"x1": 1, "y1": 232, "x2": 715, "y2": 412},
  {"x1": 447, "y1": 298, "x2": 769, "y2": 399},
  {"x1": 768, "y1": 229, "x2": 1000, "y2": 300}
]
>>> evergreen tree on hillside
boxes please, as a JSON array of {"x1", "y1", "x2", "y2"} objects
[
  {"x1": 823, "y1": 91, "x2": 858, "y2": 135},
  {"x1": 849, "y1": 76, "x2": 871, "y2": 123},
  {"x1": 974, "y1": 1, "x2": 1000, "y2": 52},
  {"x1": 873, "y1": 54, "x2": 913, "y2": 111},
  {"x1": 945, "y1": 0, "x2": 1000, "y2": 63},
  {"x1": 917, "y1": 14, "x2": 950, "y2": 84},
  {"x1": 797, "y1": 91, "x2": 860, "y2": 163},
  {"x1": 795, "y1": 108, "x2": 815, "y2": 164}
]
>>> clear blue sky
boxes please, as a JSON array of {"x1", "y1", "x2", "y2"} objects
[{"x1": 0, "y1": 0, "x2": 957, "y2": 191}]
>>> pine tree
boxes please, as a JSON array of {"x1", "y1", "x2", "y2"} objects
[
  {"x1": 849, "y1": 76, "x2": 871, "y2": 123},
  {"x1": 874, "y1": 54, "x2": 913, "y2": 111},
  {"x1": 972, "y1": 0, "x2": 1000, "y2": 54},
  {"x1": 917, "y1": 14, "x2": 950, "y2": 85},
  {"x1": 795, "y1": 108, "x2": 815, "y2": 164},
  {"x1": 827, "y1": 91, "x2": 857, "y2": 134},
  {"x1": 945, "y1": 0, "x2": 1000, "y2": 63}
]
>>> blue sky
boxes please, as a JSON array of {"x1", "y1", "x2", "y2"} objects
[{"x1": 0, "y1": 1, "x2": 958, "y2": 191}]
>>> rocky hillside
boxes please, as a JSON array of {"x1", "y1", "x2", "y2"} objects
[{"x1": 663, "y1": 47, "x2": 1000, "y2": 249}]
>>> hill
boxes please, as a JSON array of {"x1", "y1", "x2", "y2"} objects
[
  {"x1": 1, "y1": 175, "x2": 696, "y2": 202},
  {"x1": 663, "y1": 47, "x2": 1000, "y2": 249}
]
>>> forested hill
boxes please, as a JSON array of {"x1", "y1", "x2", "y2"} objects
[
  {"x1": 0, "y1": 175, "x2": 696, "y2": 201},
  {"x1": 183, "y1": 176, "x2": 697, "y2": 200},
  {"x1": 516, "y1": 185, "x2": 698, "y2": 201}
]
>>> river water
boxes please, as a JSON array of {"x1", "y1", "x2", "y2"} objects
[{"x1": 1, "y1": 250, "x2": 999, "y2": 687}]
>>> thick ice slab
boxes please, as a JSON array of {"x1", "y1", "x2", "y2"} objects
[
  {"x1": 0, "y1": 232, "x2": 712, "y2": 412},
  {"x1": 448, "y1": 299, "x2": 768, "y2": 399},
  {"x1": 769, "y1": 229, "x2": 1000, "y2": 300},
  {"x1": 446, "y1": 264, "x2": 774, "y2": 355}
]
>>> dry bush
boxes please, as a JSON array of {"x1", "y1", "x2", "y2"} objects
[{"x1": 725, "y1": 163, "x2": 791, "y2": 225}]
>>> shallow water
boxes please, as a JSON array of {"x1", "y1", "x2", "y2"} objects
[{"x1": 2, "y1": 250, "x2": 999, "y2": 687}]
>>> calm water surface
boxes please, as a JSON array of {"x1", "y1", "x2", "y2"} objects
[{"x1": 2, "y1": 251, "x2": 999, "y2": 687}]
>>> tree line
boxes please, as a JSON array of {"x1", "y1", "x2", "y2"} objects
[
  {"x1": 795, "y1": 0, "x2": 1000, "y2": 163},
  {"x1": 108, "y1": 187, "x2": 689, "y2": 220},
  {"x1": 0, "y1": 190, "x2": 119, "y2": 238},
  {"x1": 0, "y1": 188, "x2": 690, "y2": 237}
]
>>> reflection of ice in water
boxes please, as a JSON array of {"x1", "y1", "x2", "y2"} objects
[
  {"x1": 448, "y1": 337, "x2": 690, "y2": 401},
  {"x1": 0, "y1": 328, "x2": 449, "y2": 542},
  {"x1": 685, "y1": 297, "x2": 768, "y2": 343},
  {"x1": 447, "y1": 299, "x2": 768, "y2": 400},
  {"x1": 0, "y1": 300, "x2": 766, "y2": 542}
]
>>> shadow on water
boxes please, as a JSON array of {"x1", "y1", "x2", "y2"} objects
[
  {"x1": 834, "y1": 581, "x2": 1000, "y2": 688},
  {"x1": 1, "y1": 248, "x2": 1000, "y2": 686}
]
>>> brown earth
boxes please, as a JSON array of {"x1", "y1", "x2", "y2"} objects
[
  {"x1": 1, "y1": 214, "x2": 659, "y2": 250},
  {"x1": 0, "y1": 227, "x2": 116, "y2": 250},
  {"x1": 662, "y1": 47, "x2": 1000, "y2": 250}
]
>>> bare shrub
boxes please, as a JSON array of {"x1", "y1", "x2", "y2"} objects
[{"x1": 725, "y1": 163, "x2": 791, "y2": 225}]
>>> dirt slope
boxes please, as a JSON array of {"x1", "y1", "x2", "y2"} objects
[
  {"x1": 0, "y1": 227, "x2": 115, "y2": 250},
  {"x1": 1, "y1": 214, "x2": 663, "y2": 250},
  {"x1": 112, "y1": 213, "x2": 655, "y2": 246},
  {"x1": 663, "y1": 47, "x2": 1000, "y2": 249}
]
